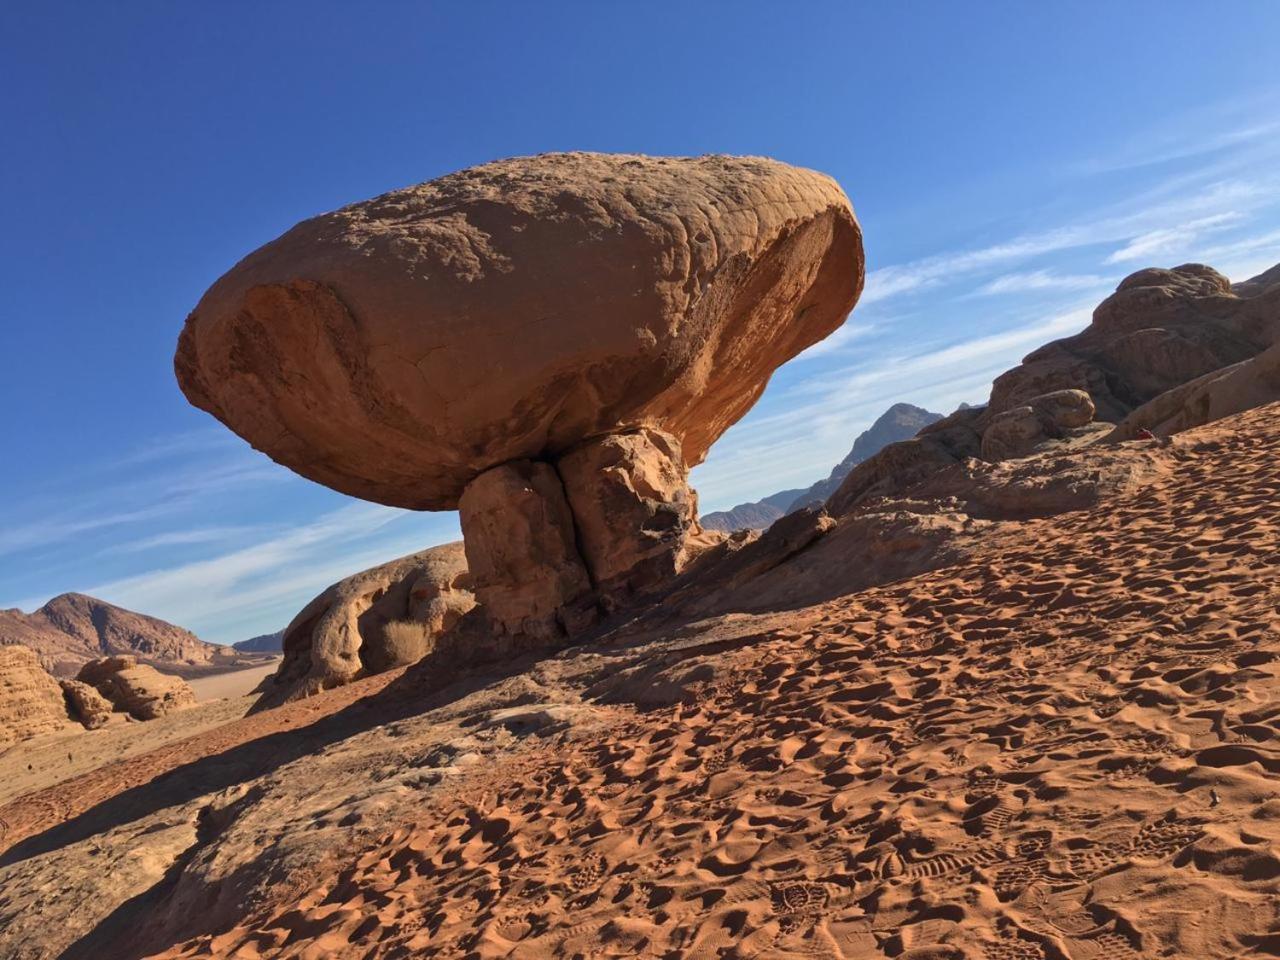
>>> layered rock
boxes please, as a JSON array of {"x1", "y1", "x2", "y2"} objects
[
  {"x1": 76, "y1": 656, "x2": 197, "y2": 720},
  {"x1": 177, "y1": 152, "x2": 864, "y2": 643},
  {"x1": 60, "y1": 679, "x2": 114, "y2": 729},
  {"x1": 0, "y1": 644, "x2": 73, "y2": 746},
  {"x1": 274, "y1": 542, "x2": 475, "y2": 699}
]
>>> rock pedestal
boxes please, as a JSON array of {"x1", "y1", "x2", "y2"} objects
[
  {"x1": 558, "y1": 427, "x2": 699, "y2": 607},
  {"x1": 459, "y1": 460, "x2": 596, "y2": 644}
]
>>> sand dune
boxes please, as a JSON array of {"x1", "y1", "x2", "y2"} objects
[{"x1": 1, "y1": 404, "x2": 1278, "y2": 958}]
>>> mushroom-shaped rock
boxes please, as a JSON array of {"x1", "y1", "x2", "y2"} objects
[
  {"x1": 176, "y1": 153, "x2": 863, "y2": 639},
  {"x1": 176, "y1": 153, "x2": 862, "y2": 509}
]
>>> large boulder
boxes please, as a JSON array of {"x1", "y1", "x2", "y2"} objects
[
  {"x1": 0, "y1": 644, "x2": 73, "y2": 746},
  {"x1": 75, "y1": 656, "x2": 197, "y2": 720},
  {"x1": 177, "y1": 153, "x2": 863, "y2": 641},
  {"x1": 273, "y1": 542, "x2": 476, "y2": 698},
  {"x1": 980, "y1": 388, "x2": 1096, "y2": 461}
]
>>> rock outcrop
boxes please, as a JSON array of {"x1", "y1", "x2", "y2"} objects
[
  {"x1": 0, "y1": 644, "x2": 73, "y2": 746},
  {"x1": 826, "y1": 406, "x2": 986, "y2": 515},
  {"x1": 59, "y1": 679, "x2": 114, "y2": 729},
  {"x1": 177, "y1": 152, "x2": 863, "y2": 644},
  {"x1": 1109, "y1": 339, "x2": 1280, "y2": 441},
  {"x1": 980, "y1": 388, "x2": 1096, "y2": 461},
  {"x1": 988, "y1": 263, "x2": 1280, "y2": 423},
  {"x1": 76, "y1": 656, "x2": 197, "y2": 720},
  {"x1": 826, "y1": 261, "x2": 1280, "y2": 519},
  {"x1": 0, "y1": 593, "x2": 237, "y2": 677},
  {"x1": 273, "y1": 543, "x2": 475, "y2": 698}
]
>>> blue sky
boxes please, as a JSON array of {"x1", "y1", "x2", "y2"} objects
[{"x1": 2, "y1": 3, "x2": 1279, "y2": 644}]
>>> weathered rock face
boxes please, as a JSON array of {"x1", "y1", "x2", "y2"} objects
[
  {"x1": 459, "y1": 464, "x2": 594, "y2": 644},
  {"x1": 989, "y1": 263, "x2": 1280, "y2": 423},
  {"x1": 557, "y1": 427, "x2": 700, "y2": 604},
  {"x1": 1109, "y1": 339, "x2": 1280, "y2": 441},
  {"x1": 980, "y1": 389, "x2": 1096, "y2": 462},
  {"x1": 176, "y1": 152, "x2": 863, "y2": 643},
  {"x1": 176, "y1": 152, "x2": 863, "y2": 511},
  {"x1": 274, "y1": 542, "x2": 475, "y2": 699},
  {"x1": 76, "y1": 656, "x2": 197, "y2": 720},
  {"x1": 60, "y1": 679, "x2": 114, "y2": 729},
  {"x1": 0, "y1": 644, "x2": 73, "y2": 746}
]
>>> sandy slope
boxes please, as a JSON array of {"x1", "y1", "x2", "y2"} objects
[
  {"x1": 186, "y1": 660, "x2": 280, "y2": 702},
  {"x1": 1, "y1": 404, "x2": 1279, "y2": 958}
]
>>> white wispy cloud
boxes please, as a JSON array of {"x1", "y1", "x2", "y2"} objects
[
  {"x1": 1104, "y1": 211, "x2": 1245, "y2": 264},
  {"x1": 861, "y1": 178, "x2": 1269, "y2": 305},
  {"x1": 975, "y1": 270, "x2": 1112, "y2": 296},
  {"x1": 100, "y1": 525, "x2": 268, "y2": 555}
]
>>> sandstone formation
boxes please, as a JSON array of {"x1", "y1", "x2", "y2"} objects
[
  {"x1": 176, "y1": 152, "x2": 863, "y2": 642},
  {"x1": 7, "y1": 404, "x2": 1280, "y2": 960},
  {"x1": 825, "y1": 261, "x2": 1280, "y2": 519},
  {"x1": 699, "y1": 401, "x2": 942, "y2": 532},
  {"x1": 76, "y1": 656, "x2": 197, "y2": 720},
  {"x1": 979, "y1": 387, "x2": 1095, "y2": 461},
  {"x1": 273, "y1": 542, "x2": 475, "y2": 698},
  {"x1": 1109, "y1": 339, "x2": 1280, "y2": 441},
  {"x1": 0, "y1": 644, "x2": 73, "y2": 746},
  {"x1": 0, "y1": 593, "x2": 237, "y2": 677},
  {"x1": 989, "y1": 263, "x2": 1280, "y2": 423},
  {"x1": 59, "y1": 679, "x2": 114, "y2": 730},
  {"x1": 826, "y1": 405, "x2": 986, "y2": 515},
  {"x1": 458, "y1": 466, "x2": 593, "y2": 645}
]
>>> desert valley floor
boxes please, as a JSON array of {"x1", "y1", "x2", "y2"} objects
[{"x1": 2, "y1": 403, "x2": 1279, "y2": 958}]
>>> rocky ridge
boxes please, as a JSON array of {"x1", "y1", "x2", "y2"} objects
[{"x1": 0, "y1": 593, "x2": 240, "y2": 678}]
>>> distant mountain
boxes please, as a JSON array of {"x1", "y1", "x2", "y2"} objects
[
  {"x1": 233, "y1": 630, "x2": 284, "y2": 654},
  {"x1": 0, "y1": 593, "x2": 241, "y2": 678},
  {"x1": 700, "y1": 403, "x2": 944, "y2": 532},
  {"x1": 697, "y1": 488, "x2": 806, "y2": 534}
]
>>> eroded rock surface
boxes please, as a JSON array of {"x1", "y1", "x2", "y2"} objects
[
  {"x1": 980, "y1": 388, "x2": 1096, "y2": 461},
  {"x1": 59, "y1": 679, "x2": 114, "y2": 729},
  {"x1": 1110, "y1": 339, "x2": 1280, "y2": 441},
  {"x1": 0, "y1": 644, "x2": 72, "y2": 746},
  {"x1": 274, "y1": 543, "x2": 475, "y2": 699},
  {"x1": 76, "y1": 656, "x2": 196, "y2": 720},
  {"x1": 557, "y1": 427, "x2": 702, "y2": 605}
]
